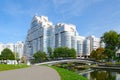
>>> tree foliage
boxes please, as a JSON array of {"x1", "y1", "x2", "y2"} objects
[
  {"x1": 90, "y1": 50, "x2": 96, "y2": 59},
  {"x1": 21, "y1": 56, "x2": 26, "y2": 63},
  {"x1": 0, "y1": 55, "x2": 2, "y2": 60},
  {"x1": 69, "y1": 48, "x2": 76, "y2": 58},
  {"x1": 1, "y1": 48, "x2": 15, "y2": 60},
  {"x1": 90, "y1": 48, "x2": 106, "y2": 60},
  {"x1": 47, "y1": 47, "x2": 53, "y2": 59},
  {"x1": 101, "y1": 30, "x2": 120, "y2": 59},
  {"x1": 53, "y1": 47, "x2": 76, "y2": 59},
  {"x1": 33, "y1": 51, "x2": 47, "y2": 62}
]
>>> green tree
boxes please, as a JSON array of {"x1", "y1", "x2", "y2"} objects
[
  {"x1": 53, "y1": 47, "x2": 76, "y2": 59},
  {"x1": 90, "y1": 50, "x2": 96, "y2": 59},
  {"x1": 101, "y1": 30, "x2": 120, "y2": 59},
  {"x1": 118, "y1": 34, "x2": 120, "y2": 48},
  {"x1": 69, "y1": 48, "x2": 76, "y2": 58},
  {"x1": 1, "y1": 48, "x2": 15, "y2": 60},
  {"x1": 33, "y1": 51, "x2": 47, "y2": 63},
  {"x1": 47, "y1": 47, "x2": 53, "y2": 59},
  {"x1": 103, "y1": 49, "x2": 113, "y2": 59},
  {"x1": 0, "y1": 55, "x2": 2, "y2": 60},
  {"x1": 53, "y1": 48, "x2": 59, "y2": 58}
]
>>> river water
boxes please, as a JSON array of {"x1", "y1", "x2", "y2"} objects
[{"x1": 80, "y1": 69, "x2": 120, "y2": 80}]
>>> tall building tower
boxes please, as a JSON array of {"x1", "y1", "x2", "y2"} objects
[
  {"x1": 86, "y1": 35, "x2": 100, "y2": 52},
  {"x1": 55, "y1": 23, "x2": 77, "y2": 48},
  {"x1": 25, "y1": 15, "x2": 54, "y2": 56},
  {"x1": 14, "y1": 41, "x2": 24, "y2": 59},
  {"x1": 83, "y1": 39, "x2": 91, "y2": 57},
  {"x1": 76, "y1": 36, "x2": 85, "y2": 57},
  {"x1": 25, "y1": 15, "x2": 101, "y2": 58}
]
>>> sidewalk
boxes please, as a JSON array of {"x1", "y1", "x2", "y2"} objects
[{"x1": 0, "y1": 65, "x2": 61, "y2": 80}]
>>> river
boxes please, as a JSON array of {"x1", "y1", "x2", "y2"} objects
[{"x1": 80, "y1": 69, "x2": 120, "y2": 80}]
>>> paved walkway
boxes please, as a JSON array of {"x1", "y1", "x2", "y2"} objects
[
  {"x1": 0, "y1": 65, "x2": 61, "y2": 80},
  {"x1": 35, "y1": 59, "x2": 94, "y2": 66}
]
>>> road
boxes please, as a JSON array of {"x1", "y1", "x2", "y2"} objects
[{"x1": 0, "y1": 65, "x2": 60, "y2": 80}]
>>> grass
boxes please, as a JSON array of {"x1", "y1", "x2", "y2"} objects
[
  {"x1": 0, "y1": 64, "x2": 29, "y2": 71},
  {"x1": 106, "y1": 61, "x2": 120, "y2": 65},
  {"x1": 51, "y1": 66, "x2": 88, "y2": 80},
  {"x1": 115, "y1": 62, "x2": 120, "y2": 65}
]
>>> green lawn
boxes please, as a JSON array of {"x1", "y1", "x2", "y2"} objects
[
  {"x1": 51, "y1": 66, "x2": 88, "y2": 80},
  {"x1": 0, "y1": 64, "x2": 29, "y2": 71}
]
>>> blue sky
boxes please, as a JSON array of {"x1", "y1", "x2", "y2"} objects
[{"x1": 0, "y1": 0, "x2": 120, "y2": 43}]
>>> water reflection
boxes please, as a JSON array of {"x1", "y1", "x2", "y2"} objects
[{"x1": 81, "y1": 70, "x2": 120, "y2": 80}]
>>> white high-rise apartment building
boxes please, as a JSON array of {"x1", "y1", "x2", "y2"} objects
[
  {"x1": 25, "y1": 15, "x2": 54, "y2": 57},
  {"x1": 54, "y1": 23, "x2": 85, "y2": 57},
  {"x1": 86, "y1": 36, "x2": 100, "y2": 51},
  {"x1": 25, "y1": 15, "x2": 101, "y2": 57},
  {"x1": 0, "y1": 41, "x2": 24, "y2": 59}
]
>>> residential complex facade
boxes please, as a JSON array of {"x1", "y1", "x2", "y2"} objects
[
  {"x1": 0, "y1": 41, "x2": 24, "y2": 59},
  {"x1": 25, "y1": 15, "x2": 102, "y2": 57}
]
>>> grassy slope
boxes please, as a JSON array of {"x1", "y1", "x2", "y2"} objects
[
  {"x1": 0, "y1": 64, "x2": 29, "y2": 71},
  {"x1": 51, "y1": 66, "x2": 88, "y2": 80}
]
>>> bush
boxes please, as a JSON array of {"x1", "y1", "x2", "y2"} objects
[
  {"x1": 53, "y1": 47, "x2": 76, "y2": 59},
  {"x1": 33, "y1": 51, "x2": 47, "y2": 63}
]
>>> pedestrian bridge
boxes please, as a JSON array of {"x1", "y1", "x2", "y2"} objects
[{"x1": 35, "y1": 59, "x2": 95, "y2": 65}]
